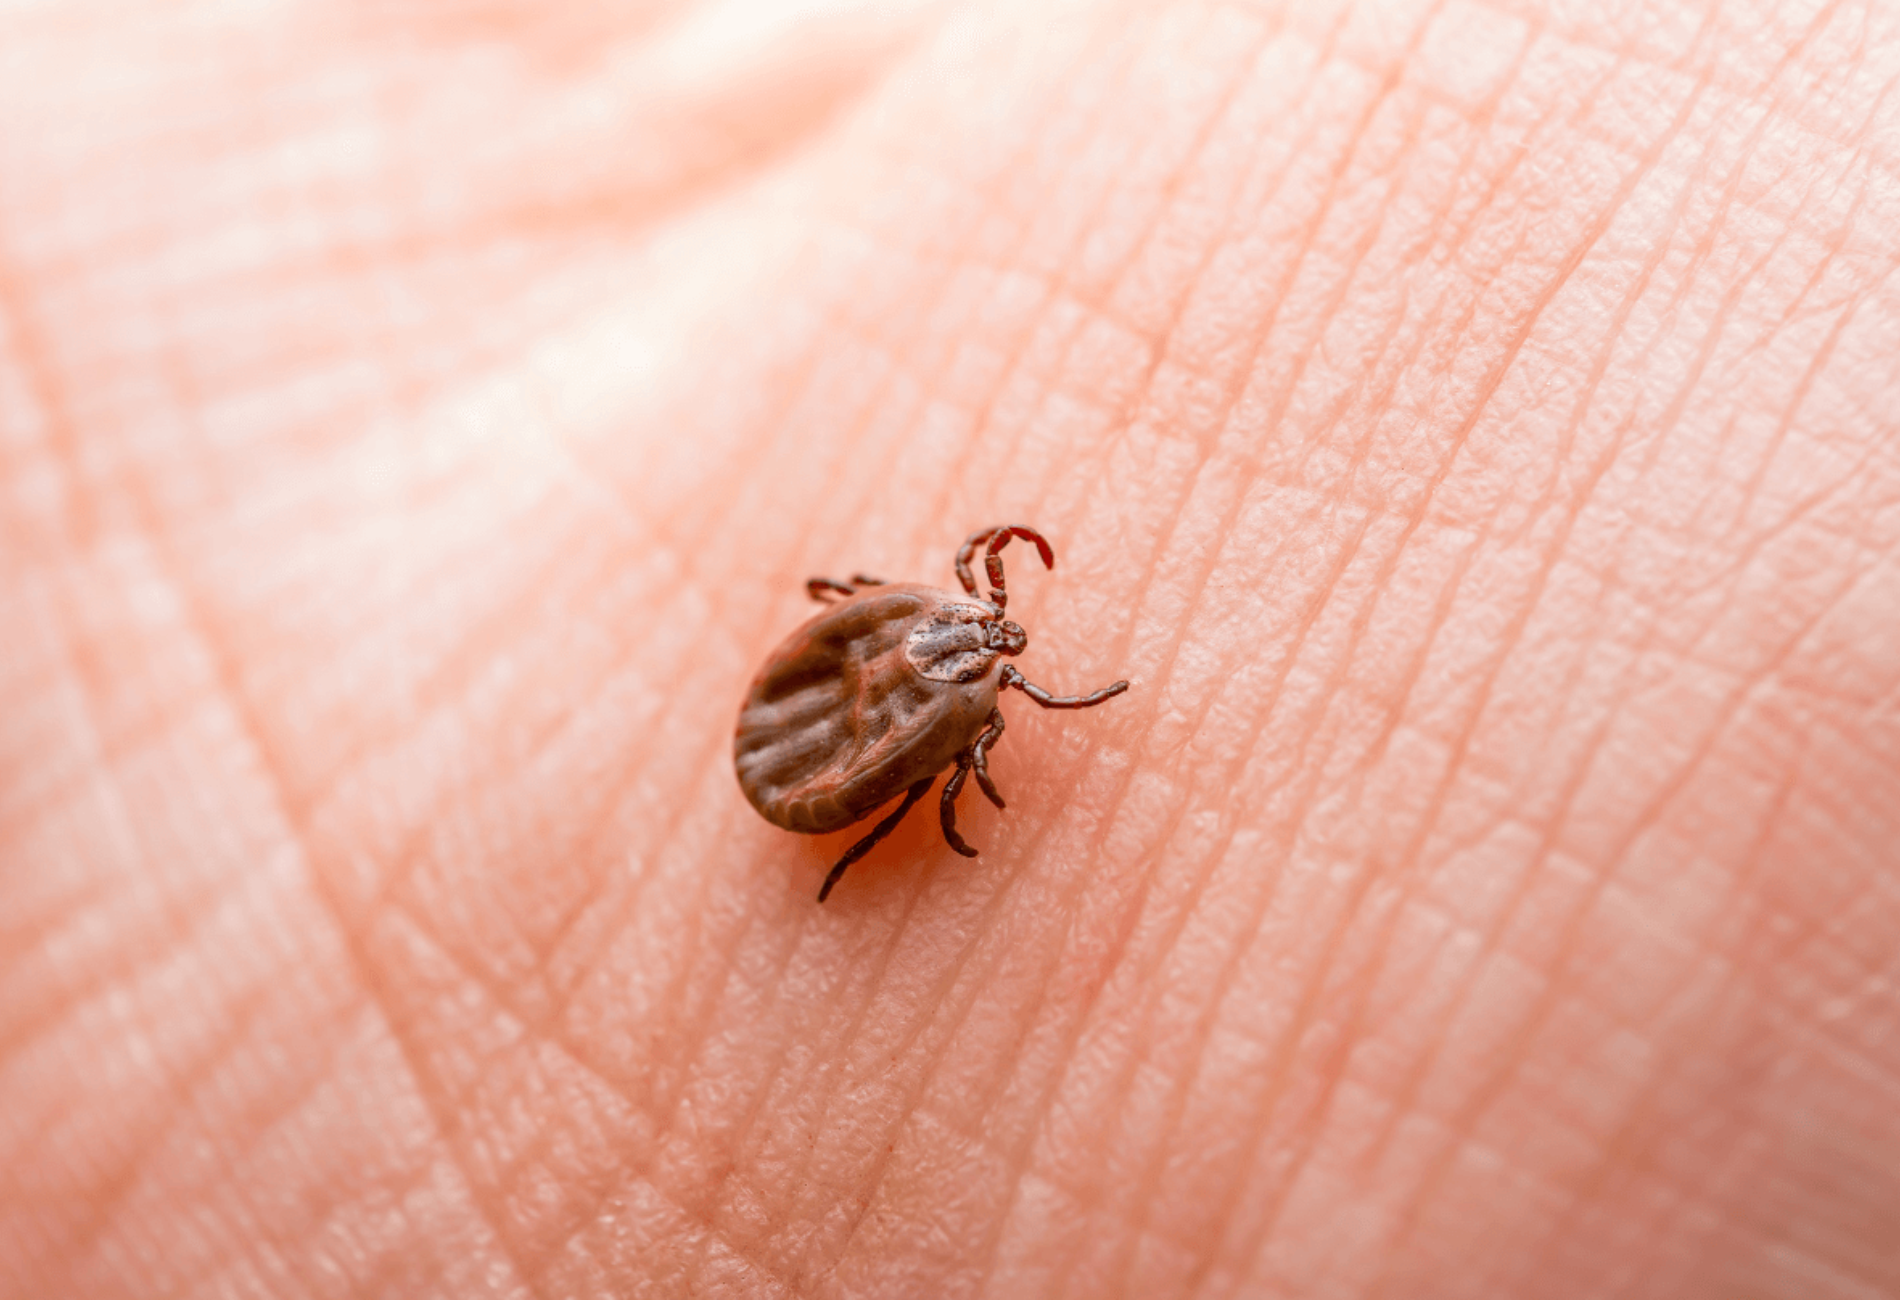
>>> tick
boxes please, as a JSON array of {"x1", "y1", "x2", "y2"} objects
[{"x1": 735, "y1": 524, "x2": 1130, "y2": 902}]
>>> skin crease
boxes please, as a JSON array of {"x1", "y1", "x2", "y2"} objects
[{"x1": 1, "y1": 0, "x2": 1898, "y2": 1295}]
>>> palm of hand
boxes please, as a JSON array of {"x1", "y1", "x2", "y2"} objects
[{"x1": 3, "y1": 2, "x2": 1897, "y2": 1298}]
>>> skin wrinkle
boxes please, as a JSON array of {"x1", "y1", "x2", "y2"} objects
[
  {"x1": 1756, "y1": 928, "x2": 1900, "y2": 1097},
  {"x1": 1369, "y1": 462, "x2": 1882, "y2": 1293},
  {"x1": 827, "y1": 662, "x2": 1119, "y2": 1095},
  {"x1": 1476, "y1": 833, "x2": 1789, "y2": 1281},
  {"x1": 1060, "y1": 505, "x2": 1385, "y2": 1293},
  {"x1": 913, "y1": 6, "x2": 1277, "y2": 537},
  {"x1": 150, "y1": 243, "x2": 597, "y2": 449},
  {"x1": 322, "y1": 458, "x2": 732, "y2": 912},
  {"x1": 1162, "y1": 12, "x2": 1520, "y2": 821},
  {"x1": 633, "y1": 750, "x2": 780, "y2": 1122},
  {"x1": 0, "y1": 862, "x2": 234, "y2": 1089},
  {"x1": 812, "y1": 740, "x2": 1133, "y2": 1276},
  {"x1": 203, "y1": 727, "x2": 543, "y2": 1300},
  {"x1": 800, "y1": 750, "x2": 1082, "y2": 1270},
  {"x1": 370, "y1": 515, "x2": 718, "y2": 1018},
  {"x1": 93, "y1": 996, "x2": 372, "y2": 1300},
  {"x1": 1707, "y1": 728, "x2": 1816, "y2": 999},
  {"x1": 1755, "y1": 752, "x2": 1900, "y2": 965},
  {"x1": 1006, "y1": 15, "x2": 1413, "y2": 1261},
  {"x1": 1720, "y1": 264, "x2": 1883, "y2": 556},
  {"x1": 47, "y1": 324, "x2": 550, "y2": 1297},
  {"x1": 1, "y1": 623, "x2": 253, "y2": 845},
  {"x1": 677, "y1": 738, "x2": 939, "y2": 1183},
  {"x1": 1680, "y1": 432, "x2": 1887, "y2": 629},
  {"x1": 358, "y1": 596, "x2": 677, "y2": 948},
  {"x1": 1096, "y1": 7, "x2": 1549, "y2": 1289},
  {"x1": 0, "y1": 873, "x2": 120, "y2": 1026},
  {"x1": 46, "y1": 894, "x2": 350, "y2": 1294},
  {"x1": 1601, "y1": 1005, "x2": 1888, "y2": 1296},
  {"x1": 884, "y1": 12, "x2": 1240, "y2": 558},
  {"x1": 150, "y1": 497, "x2": 536, "y2": 804},
  {"x1": 334, "y1": 497, "x2": 624, "y2": 815},
  {"x1": 328, "y1": 916, "x2": 556, "y2": 1300},
  {"x1": 35, "y1": 966, "x2": 271, "y2": 1261},
  {"x1": 1345, "y1": 0, "x2": 1804, "y2": 1191},
  {"x1": 718, "y1": 161, "x2": 1128, "y2": 591},
  {"x1": 573, "y1": 763, "x2": 779, "y2": 1107},
  {"x1": 0, "y1": 253, "x2": 94, "y2": 553},
  {"x1": 1187, "y1": 3, "x2": 1785, "y2": 1286},
  {"x1": 687, "y1": 162, "x2": 1003, "y2": 640},
  {"x1": 1352, "y1": 315, "x2": 1689, "y2": 1294},
  {"x1": 644, "y1": 819, "x2": 906, "y2": 1268},
  {"x1": 525, "y1": 759, "x2": 720, "y2": 1121},
  {"x1": 363, "y1": 1, "x2": 922, "y2": 247},
  {"x1": 1562, "y1": 235, "x2": 1889, "y2": 1057},
  {"x1": 6, "y1": 874, "x2": 228, "y2": 1101},
  {"x1": 1647, "y1": 544, "x2": 1900, "y2": 865},
  {"x1": 0, "y1": 603, "x2": 190, "y2": 1053},
  {"x1": 1064, "y1": 3, "x2": 1359, "y2": 708},
  {"x1": 676, "y1": 4, "x2": 1114, "y2": 581},
  {"x1": 1052, "y1": 447, "x2": 1408, "y2": 1289},
  {"x1": 1617, "y1": 19, "x2": 1873, "y2": 511},
  {"x1": 363, "y1": 901, "x2": 796, "y2": 1293},
  {"x1": 665, "y1": 897, "x2": 860, "y2": 1265}
]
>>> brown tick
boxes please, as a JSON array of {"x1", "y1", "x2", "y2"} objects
[{"x1": 735, "y1": 524, "x2": 1130, "y2": 902}]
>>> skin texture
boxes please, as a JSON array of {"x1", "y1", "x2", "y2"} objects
[{"x1": 2, "y1": 0, "x2": 1898, "y2": 1296}]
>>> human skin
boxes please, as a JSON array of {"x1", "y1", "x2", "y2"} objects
[{"x1": 3, "y1": 0, "x2": 1898, "y2": 1295}]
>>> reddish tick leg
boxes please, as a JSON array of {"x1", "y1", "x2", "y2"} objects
[
  {"x1": 953, "y1": 524, "x2": 1055, "y2": 607},
  {"x1": 819, "y1": 777, "x2": 933, "y2": 902},
  {"x1": 972, "y1": 708, "x2": 1006, "y2": 808},
  {"x1": 939, "y1": 754, "x2": 980, "y2": 858},
  {"x1": 1000, "y1": 663, "x2": 1130, "y2": 709},
  {"x1": 851, "y1": 573, "x2": 887, "y2": 586}
]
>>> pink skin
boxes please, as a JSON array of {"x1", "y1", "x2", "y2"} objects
[{"x1": 3, "y1": 1, "x2": 1898, "y2": 1297}]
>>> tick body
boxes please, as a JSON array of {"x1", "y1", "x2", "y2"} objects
[{"x1": 735, "y1": 525, "x2": 1129, "y2": 901}]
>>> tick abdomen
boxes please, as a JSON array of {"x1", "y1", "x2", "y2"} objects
[{"x1": 735, "y1": 585, "x2": 1000, "y2": 834}]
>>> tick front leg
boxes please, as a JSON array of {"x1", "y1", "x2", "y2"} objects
[
  {"x1": 999, "y1": 663, "x2": 1131, "y2": 709},
  {"x1": 818, "y1": 777, "x2": 933, "y2": 902},
  {"x1": 939, "y1": 755, "x2": 981, "y2": 858}
]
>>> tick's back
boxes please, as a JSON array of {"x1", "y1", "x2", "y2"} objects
[{"x1": 735, "y1": 586, "x2": 993, "y2": 833}]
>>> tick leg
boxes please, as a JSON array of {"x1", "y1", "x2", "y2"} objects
[
  {"x1": 819, "y1": 777, "x2": 933, "y2": 903},
  {"x1": 953, "y1": 525, "x2": 1055, "y2": 611},
  {"x1": 1000, "y1": 663, "x2": 1131, "y2": 709},
  {"x1": 972, "y1": 708, "x2": 1006, "y2": 808},
  {"x1": 939, "y1": 755, "x2": 980, "y2": 858},
  {"x1": 807, "y1": 574, "x2": 889, "y2": 602}
]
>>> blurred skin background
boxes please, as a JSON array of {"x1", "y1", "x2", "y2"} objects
[{"x1": 2, "y1": 0, "x2": 1898, "y2": 1296}]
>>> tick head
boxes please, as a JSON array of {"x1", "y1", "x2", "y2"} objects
[{"x1": 988, "y1": 619, "x2": 1028, "y2": 656}]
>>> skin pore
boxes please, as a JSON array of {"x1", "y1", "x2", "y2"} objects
[{"x1": 2, "y1": 0, "x2": 1898, "y2": 1296}]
